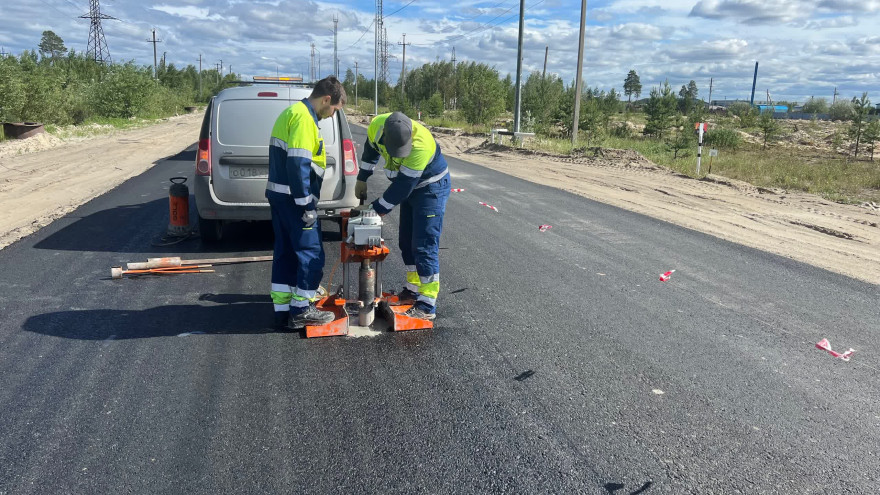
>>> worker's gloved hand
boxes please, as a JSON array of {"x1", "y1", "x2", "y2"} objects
[
  {"x1": 301, "y1": 209, "x2": 317, "y2": 228},
  {"x1": 354, "y1": 181, "x2": 368, "y2": 201}
]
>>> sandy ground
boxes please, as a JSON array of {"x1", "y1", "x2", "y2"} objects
[
  {"x1": 1, "y1": 112, "x2": 877, "y2": 286},
  {"x1": 349, "y1": 114, "x2": 880, "y2": 285},
  {"x1": 0, "y1": 113, "x2": 203, "y2": 249}
]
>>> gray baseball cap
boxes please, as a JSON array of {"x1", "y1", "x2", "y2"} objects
[{"x1": 383, "y1": 112, "x2": 413, "y2": 158}]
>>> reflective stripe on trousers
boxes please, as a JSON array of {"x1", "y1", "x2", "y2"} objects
[{"x1": 397, "y1": 173, "x2": 451, "y2": 314}]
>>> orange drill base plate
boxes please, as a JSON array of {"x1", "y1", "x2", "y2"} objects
[
  {"x1": 304, "y1": 294, "x2": 433, "y2": 337},
  {"x1": 305, "y1": 296, "x2": 349, "y2": 338},
  {"x1": 379, "y1": 294, "x2": 434, "y2": 332}
]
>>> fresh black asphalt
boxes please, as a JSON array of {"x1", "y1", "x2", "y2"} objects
[{"x1": 0, "y1": 125, "x2": 878, "y2": 494}]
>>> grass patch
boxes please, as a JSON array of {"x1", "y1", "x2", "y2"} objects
[{"x1": 523, "y1": 132, "x2": 880, "y2": 204}]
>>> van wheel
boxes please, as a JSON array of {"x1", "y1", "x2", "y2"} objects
[{"x1": 199, "y1": 216, "x2": 223, "y2": 242}]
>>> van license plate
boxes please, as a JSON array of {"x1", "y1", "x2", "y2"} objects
[{"x1": 230, "y1": 167, "x2": 267, "y2": 179}]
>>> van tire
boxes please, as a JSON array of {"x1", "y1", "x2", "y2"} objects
[{"x1": 199, "y1": 216, "x2": 223, "y2": 242}]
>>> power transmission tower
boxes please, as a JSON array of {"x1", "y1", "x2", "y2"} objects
[
  {"x1": 381, "y1": 27, "x2": 390, "y2": 84},
  {"x1": 832, "y1": 87, "x2": 839, "y2": 104},
  {"x1": 333, "y1": 15, "x2": 339, "y2": 77},
  {"x1": 451, "y1": 47, "x2": 456, "y2": 110},
  {"x1": 398, "y1": 34, "x2": 411, "y2": 94},
  {"x1": 0, "y1": 47, "x2": 7, "y2": 58},
  {"x1": 310, "y1": 43, "x2": 316, "y2": 82},
  {"x1": 146, "y1": 29, "x2": 162, "y2": 79},
  {"x1": 81, "y1": 0, "x2": 116, "y2": 64}
]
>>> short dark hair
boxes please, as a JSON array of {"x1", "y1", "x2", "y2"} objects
[{"x1": 310, "y1": 76, "x2": 347, "y2": 105}]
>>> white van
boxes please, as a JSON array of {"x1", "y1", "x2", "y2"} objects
[{"x1": 193, "y1": 83, "x2": 360, "y2": 241}]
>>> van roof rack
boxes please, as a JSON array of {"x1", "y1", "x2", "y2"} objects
[{"x1": 229, "y1": 77, "x2": 313, "y2": 87}]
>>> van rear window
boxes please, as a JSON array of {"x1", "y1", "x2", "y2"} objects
[{"x1": 217, "y1": 99, "x2": 337, "y2": 147}]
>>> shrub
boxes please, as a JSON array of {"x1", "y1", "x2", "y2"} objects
[{"x1": 704, "y1": 127, "x2": 741, "y2": 149}]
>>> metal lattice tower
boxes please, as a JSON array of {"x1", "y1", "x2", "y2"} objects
[
  {"x1": 381, "y1": 27, "x2": 390, "y2": 84},
  {"x1": 80, "y1": 0, "x2": 116, "y2": 64}
]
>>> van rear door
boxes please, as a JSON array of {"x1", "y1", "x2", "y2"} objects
[{"x1": 212, "y1": 89, "x2": 290, "y2": 204}]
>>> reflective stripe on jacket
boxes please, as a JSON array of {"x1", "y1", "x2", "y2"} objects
[
  {"x1": 358, "y1": 113, "x2": 448, "y2": 214},
  {"x1": 266, "y1": 99, "x2": 326, "y2": 208}
]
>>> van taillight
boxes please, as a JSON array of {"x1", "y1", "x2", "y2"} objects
[
  {"x1": 196, "y1": 138, "x2": 211, "y2": 176},
  {"x1": 342, "y1": 138, "x2": 358, "y2": 176},
  {"x1": 257, "y1": 92, "x2": 278, "y2": 97}
]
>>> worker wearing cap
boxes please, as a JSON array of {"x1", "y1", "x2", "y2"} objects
[
  {"x1": 355, "y1": 112, "x2": 451, "y2": 321},
  {"x1": 267, "y1": 76, "x2": 346, "y2": 329}
]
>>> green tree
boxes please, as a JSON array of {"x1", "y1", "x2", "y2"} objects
[
  {"x1": 38, "y1": 31, "x2": 67, "y2": 60},
  {"x1": 802, "y1": 97, "x2": 828, "y2": 115},
  {"x1": 678, "y1": 80, "x2": 698, "y2": 114},
  {"x1": 862, "y1": 120, "x2": 880, "y2": 161},
  {"x1": 829, "y1": 100, "x2": 855, "y2": 121},
  {"x1": 757, "y1": 112, "x2": 780, "y2": 150},
  {"x1": 643, "y1": 81, "x2": 677, "y2": 138},
  {"x1": 423, "y1": 91, "x2": 444, "y2": 117},
  {"x1": 728, "y1": 102, "x2": 757, "y2": 127},
  {"x1": 848, "y1": 92, "x2": 871, "y2": 157},
  {"x1": 457, "y1": 62, "x2": 505, "y2": 125},
  {"x1": 623, "y1": 69, "x2": 641, "y2": 103},
  {"x1": 667, "y1": 129, "x2": 694, "y2": 159}
]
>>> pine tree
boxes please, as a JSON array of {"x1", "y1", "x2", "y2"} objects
[{"x1": 623, "y1": 70, "x2": 641, "y2": 104}]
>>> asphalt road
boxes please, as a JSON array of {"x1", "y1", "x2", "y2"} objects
[{"x1": 1, "y1": 124, "x2": 878, "y2": 495}]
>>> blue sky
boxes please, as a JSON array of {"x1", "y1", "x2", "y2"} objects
[{"x1": 1, "y1": 0, "x2": 879, "y2": 103}]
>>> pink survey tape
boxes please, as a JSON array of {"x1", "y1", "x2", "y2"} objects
[
  {"x1": 659, "y1": 270, "x2": 675, "y2": 282},
  {"x1": 479, "y1": 202, "x2": 498, "y2": 212},
  {"x1": 538, "y1": 224, "x2": 552, "y2": 232},
  {"x1": 815, "y1": 338, "x2": 856, "y2": 361},
  {"x1": 451, "y1": 188, "x2": 465, "y2": 192}
]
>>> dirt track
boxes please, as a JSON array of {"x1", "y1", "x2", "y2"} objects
[
  {"x1": 0, "y1": 113, "x2": 202, "y2": 249},
  {"x1": 1, "y1": 112, "x2": 878, "y2": 285}
]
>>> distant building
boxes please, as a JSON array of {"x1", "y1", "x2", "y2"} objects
[
  {"x1": 710, "y1": 99, "x2": 750, "y2": 108},
  {"x1": 757, "y1": 105, "x2": 789, "y2": 113}
]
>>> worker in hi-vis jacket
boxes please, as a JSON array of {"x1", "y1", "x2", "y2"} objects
[
  {"x1": 267, "y1": 77, "x2": 346, "y2": 329},
  {"x1": 355, "y1": 112, "x2": 451, "y2": 321}
]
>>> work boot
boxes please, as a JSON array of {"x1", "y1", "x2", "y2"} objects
[
  {"x1": 404, "y1": 305, "x2": 436, "y2": 321},
  {"x1": 274, "y1": 311, "x2": 290, "y2": 329},
  {"x1": 288, "y1": 303, "x2": 335, "y2": 328},
  {"x1": 397, "y1": 288, "x2": 418, "y2": 301}
]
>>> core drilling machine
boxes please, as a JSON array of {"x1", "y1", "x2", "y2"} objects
[{"x1": 305, "y1": 209, "x2": 434, "y2": 338}]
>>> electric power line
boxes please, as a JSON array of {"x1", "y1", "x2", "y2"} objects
[
  {"x1": 345, "y1": 18, "x2": 376, "y2": 50},
  {"x1": 385, "y1": 0, "x2": 417, "y2": 18}
]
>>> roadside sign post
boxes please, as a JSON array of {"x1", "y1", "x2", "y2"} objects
[
  {"x1": 695, "y1": 122, "x2": 707, "y2": 175},
  {"x1": 708, "y1": 148, "x2": 718, "y2": 174}
]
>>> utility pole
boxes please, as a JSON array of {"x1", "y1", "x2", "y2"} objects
[
  {"x1": 542, "y1": 46, "x2": 548, "y2": 80},
  {"x1": 571, "y1": 0, "x2": 587, "y2": 146},
  {"x1": 147, "y1": 28, "x2": 162, "y2": 79},
  {"x1": 398, "y1": 33, "x2": 411, "y2": 95},
  {"x1": 374, "y1": 0, "x2": 380, "y2": 115},
  {"x1": 706, "y1": 77, "x2": 713, "y2": 109},
  {"x1": 354, "y1": 61, "x2": 359, "y2": 106},
  {"x1": 513, "y1": 0, "x2": 526, "y2": 135},
  {"x1": 215, "y1": 63, "x2": 220, "y2": 84},
  {"x1": 749, "y1": 61, "x2": 758, "y2": 106},
  {"x1": 198, "y1": 54, "x2": 202, "y2": 98},
  {"x1": 219, "y1": 59, "x2": 223, "y2": 77},
  {"x1": 333, "y1": 14, "x2": 339, "y2": 77}
]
